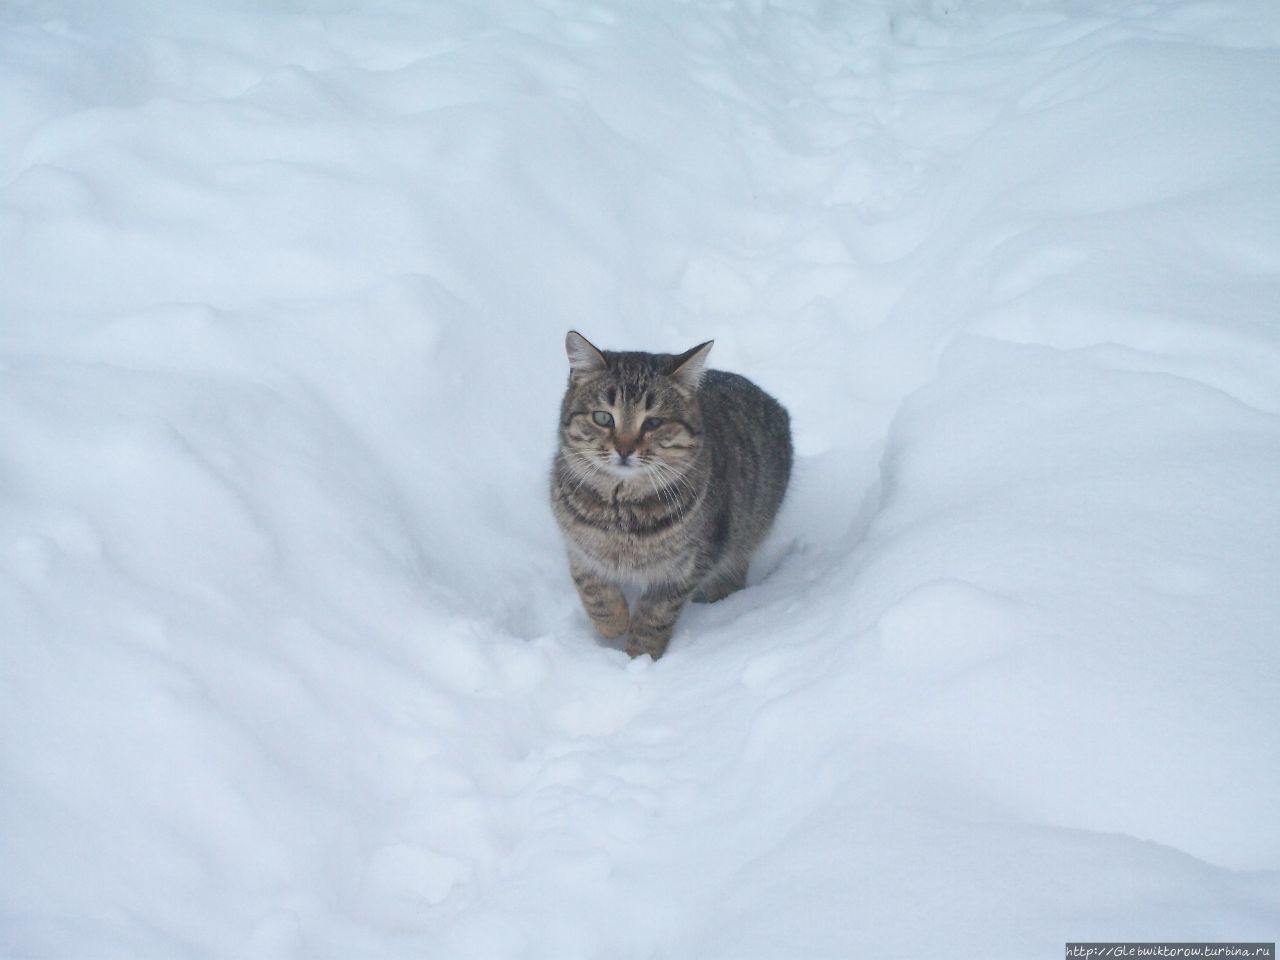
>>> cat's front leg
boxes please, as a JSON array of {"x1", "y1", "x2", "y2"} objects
[
  {"x1": 627, "y1": 581, "x2": 696, "y2": 659},
  {"x1": 570, "y1": 559, "x2": 630, "y2": 640}
]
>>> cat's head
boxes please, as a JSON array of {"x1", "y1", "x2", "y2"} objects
[{"x1": 558, "y1": 330, "x2": 712, "y2": 487}]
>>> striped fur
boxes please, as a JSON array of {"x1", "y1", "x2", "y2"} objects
[{"x1": 551, "y1": 331, "x2": 792, "y2": 658}]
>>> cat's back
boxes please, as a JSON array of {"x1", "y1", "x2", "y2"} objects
[
  {"x1": 701, "y1": 369, "x2": 791, "y2": 454},
  {"x1": 700, "y1": 368, "x2": 792, "y2": 511}
]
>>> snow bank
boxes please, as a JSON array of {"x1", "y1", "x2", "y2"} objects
[{"x1": 3, "y1": 1, "x2": 1278, "y2": 957}]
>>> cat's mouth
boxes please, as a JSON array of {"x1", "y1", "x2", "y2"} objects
[{"x1": 605, "y1": 453, "x2": 644, "y2": 477}]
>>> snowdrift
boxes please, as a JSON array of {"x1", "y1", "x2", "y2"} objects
[{"x1": 3, "y1": 1, "x2": 1278, "y2": 957}]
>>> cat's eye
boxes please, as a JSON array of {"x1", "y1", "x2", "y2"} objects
[
  {"x1": 642, "y1": 417, "x2": 665, "y2": 431},
  {"x1": 592, "y1": 410, "x2": 614, "y2": 427}
]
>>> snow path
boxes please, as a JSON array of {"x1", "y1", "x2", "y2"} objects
[{"x1": 3, "y1": 1, "x2": 1279, "y2": 957}]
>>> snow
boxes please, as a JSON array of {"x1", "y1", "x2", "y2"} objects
[{"x1": 3, "y1": 0, "x2": 1279, "y2": 957}]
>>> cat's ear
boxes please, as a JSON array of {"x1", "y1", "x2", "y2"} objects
[
  {"x1": 671, "y1": 340, "x2": 714, "y2": 390},
  {"x1": 566, "y1": 330, "x2": 607, "y2": 379}
]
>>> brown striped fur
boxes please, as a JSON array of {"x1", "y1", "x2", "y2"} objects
[{"x1": 551, "y1": 331, "x2": 792, "y2": 658}]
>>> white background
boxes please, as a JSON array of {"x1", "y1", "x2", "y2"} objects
[{"x1": 3, "y1": 1, "x2": 1279, "y2": 956}]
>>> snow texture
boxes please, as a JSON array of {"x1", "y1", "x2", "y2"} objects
[{"x1": 3, "y1": 0, "x2": 1279, "y2": 957}]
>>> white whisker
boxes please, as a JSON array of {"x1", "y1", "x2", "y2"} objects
[
  {"x1": 562, "y1": 451, "x2": 605, "y2": 495},
  {"x1": 646, "y1": 458, "x2": 695, "y2": 525}
]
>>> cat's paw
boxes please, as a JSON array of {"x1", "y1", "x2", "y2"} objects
[
  {"x1": 591, "y1": 599, "x2": 630, "y2": 640},
  {"x1": 625, "y1": 634, "x2": 668, "y2": 659}
]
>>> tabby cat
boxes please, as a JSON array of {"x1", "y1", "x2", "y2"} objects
[{"x1": 550, "y1": 330, "x2": 792, "y2": 659}]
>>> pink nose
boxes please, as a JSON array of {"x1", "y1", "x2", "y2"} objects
[{"x1": 615, "y1": 438, "x2": 636, "y2": 459}]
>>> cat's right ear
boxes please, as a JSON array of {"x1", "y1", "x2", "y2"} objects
[
  {"x1": 566, "y1": 330, "x2": 607, "y2": 379},
  {"x1": 671, "y1": 339, "x2": 713, "y2": 391}
]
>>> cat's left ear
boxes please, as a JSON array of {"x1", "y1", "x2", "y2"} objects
[
  {"x1": 566, "y1": 330, "x2": 608, "y2": 379},
  {"x1": 671, "y1": 340, "x2": 714, "y2": 390}
]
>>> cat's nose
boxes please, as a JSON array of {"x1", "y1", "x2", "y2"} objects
[{"x1": 615, "y1": 440, "x2": 636, "y2": 460}]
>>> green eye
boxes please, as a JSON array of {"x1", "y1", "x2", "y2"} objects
[{"x1": 591, "y1": 410, "x2": 614, "y2": 427}]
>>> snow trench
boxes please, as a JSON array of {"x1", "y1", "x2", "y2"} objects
[{"x1": 2, "y1": 1, "x2": 1279, "y2": 957}]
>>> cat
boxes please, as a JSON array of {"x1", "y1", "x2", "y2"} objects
[{"x1": 550, "y1": 330, "x2": 792, "y2": 659}]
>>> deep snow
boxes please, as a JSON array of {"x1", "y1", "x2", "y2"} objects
[{"x1": 2, "y1": 0, "x2": 1279, "y2": 957}]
